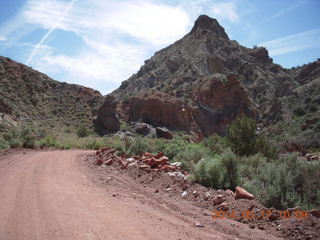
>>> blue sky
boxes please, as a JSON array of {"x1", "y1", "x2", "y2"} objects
[{"x1": 0, "y1": 0, "x2": 319, "y2": 94}]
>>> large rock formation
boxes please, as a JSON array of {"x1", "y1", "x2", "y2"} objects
[{"x1": 96, "y1": 15, "x2": 319, "y2": 138}]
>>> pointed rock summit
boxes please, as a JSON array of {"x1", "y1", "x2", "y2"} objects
[
  {"x1": 95, "y1": 15, "x2": 319, "y2": 140},
  {"x1": 190, "y1": 15, "x2": 229, "y2": 39}
]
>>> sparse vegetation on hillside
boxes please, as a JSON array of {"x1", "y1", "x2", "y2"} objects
[{"x1": 0, "y1": 126, "x2": 106, "y2": 150}]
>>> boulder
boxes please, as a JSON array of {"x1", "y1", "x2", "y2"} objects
[
  {"x1": 133, "y1": 122, "x2": 150, "y2": 135},
  {"x1": 235, "y1": 186, "x2": 254, "y2": 200},
  {"x1": 156, "y1": 127, "x2": 173, "y2": 139},
  {"x1": 95, "y1": 95, "x2": 120, "y2": 134}
]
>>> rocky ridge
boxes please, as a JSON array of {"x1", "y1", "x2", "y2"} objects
[
  {"x1": 96, "y1": 15, "x2": 319, "y2": 139},
  {"x1": 0, "y1": 56, "x2": 103, "y2": 131}
]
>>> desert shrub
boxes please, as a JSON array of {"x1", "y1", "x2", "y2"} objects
[
  {"x1": 39, "y1": 136, "x2": 58, "y2": 148},
  {"x1": 242, "y1": 153, "x2": 320, "y2": 209},
  {"x1": 110, "y1": 136, "x2": 153, "y2": 155},
  {"x1": 255, "y1": 135, "x2": 277, "y2": 160},
  {"x1": 227, "y1": 115, "x2": 257, "y2": 156},
  {"x1": 220, "y1": 150, "x2": 238, "y2": 189},
  {"x1": 202, "y1": 133, "x2": 229, "y2": 154},
  {"x1": 205, "y1": 159, "x2": 223, "y2": 188},
  {"x1": 239, "y1": 154, "x2": 268, "y2": 179},
  {"x1": 227, "y1": 115, "x2": 276, "y2": 159},
  {"x1": 191, "y1": 150, "x2": 239, "y2": 190},
  {"x1": 159, "y1": 137, "x2": 188, "y2": 159},
  {"x1": 3, "y1": 129, "x2": 22, "y2": 148},
  {"x1": 0, "y1": 137, "x2": 9, "y2": 150},
  {"x1": 293, "y1": 106, "x2": 305, "y2": 116},
  {"x1": 174, "y1": 144, "x2": 210, "y2": 170},
  {"x1": 110, "y1": 136, "x2": 130, "y2": 155},
  {"x1": 85, "y1": 139, "x2": 104, "y2": 150},
  {"x1": 192, "y1": 158, "x2": 208, "y2": 184},
  {"x1": 77, "y1": 126, "x2": 89, "y2": 138},
  {"x1": 128, "y1": 137, "x2": 152, "y2": 155},
  {"x1": 20, "y1": 128, "x2": 36, "y2": 148}
]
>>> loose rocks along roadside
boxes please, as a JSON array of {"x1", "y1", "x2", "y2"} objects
[{"x1": 86, "y1": 148, "x2": 320, "y2": 240}]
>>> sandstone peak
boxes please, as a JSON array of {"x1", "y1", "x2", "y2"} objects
[{"x1": 190, "y1": 15, "x2": 229, "y2": 39}]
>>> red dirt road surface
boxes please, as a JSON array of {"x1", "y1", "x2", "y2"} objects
[{"x1": 0, "y1": 150, "x2": 281, "y2": 240}]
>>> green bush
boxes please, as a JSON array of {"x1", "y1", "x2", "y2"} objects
[
  {"x1": 110, "y1": 137, "x2": 130, "y2": 155},
  {"x1": 202, "y1": 133, "x2": 229, "y2": 154},
  {"x1": 239, "y1": 154, "x2": 268, "y2": 179},
  {"x1": 39, "y1": 136, "x2": 58, "y2": 148},
  {"x1": 159, "y1": 137, "x2": 188, "y2": 159},
  {"x1": 242, "y1": 153, "x2": 320, "y2": 209},
  {"x1": 174, "y1": 144, "x2": 210, "y2": 171},
  {"x1": 128, "y1": 137, "x2": 153, "y2": 155},
  {"x1": 227, "y1": 115, "x2": 257, "y2": 156},
  {"x1": 85, "y1": 140, "x2": 104, "y2": 150},
  {"x1": 20, "y1": 128, "x2": 36, "y2": 148},
  {"x1": 3, "y1": 129, "x2": 22, "y2": 148},
  {"x1": 191, "y1": 150, "x2": 239, "y2": 190},
  {"x1": 0, "y1": 137, "x2": 9, "y2": 150},
  {"x1": 77, "y1": 126, "x2": 89, "y2": 138},
  {"x1": 192, "y1": 158, "x2": 211, "y2": 186},
  {"x1": 220, "y1": 150, "x2": 238, "y2": 189},
  {"x1": 255, "y1": 135, "x2": 277, "y2": 160},
  {"x1": 227, "y1": 115, "x2": 276, "y2": 159}
]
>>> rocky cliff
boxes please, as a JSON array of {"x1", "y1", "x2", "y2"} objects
[
  {"x1": 0, "y1": 56, "x2": 103, "y2": 132},
  {"x1": 96, "y1": 15, "x2": 319, "y2": 138}
]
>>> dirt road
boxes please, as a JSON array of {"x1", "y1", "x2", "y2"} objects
[{"x1": 0, "y1": 150, "x2": 281, "y2": 240}]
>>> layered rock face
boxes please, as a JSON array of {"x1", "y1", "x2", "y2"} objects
[
  {"x1": 0, "y1": 56, "x2": 103, "y2": 130},
  {"x1": 96, "y1": 15, "x2": 318, "y2": 138}
]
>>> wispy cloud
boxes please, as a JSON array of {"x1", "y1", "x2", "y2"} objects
[
  {"x1": 16, "y1": 0, "x2": 192, "y2": 93},
  {"x1": 25, "y1": 0, "x2": 77, "y2": 64},
  {"x1": 260, "y1": 28, "x2": 320, "y2": 56},
  {"x1": 261, "y1": 0, "x2": 307, "y2": 23},
  {"x1": 0, "y1": 36, "x2": 6, "y2": 41}
]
